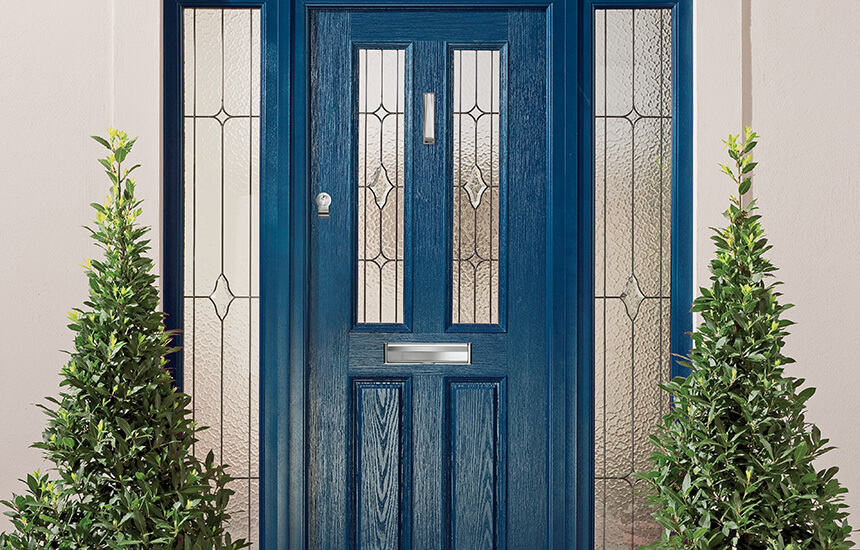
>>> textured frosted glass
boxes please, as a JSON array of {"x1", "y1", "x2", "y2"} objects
[
  {"x1": 250, "y1": 479, "x2": 260, "y2": 544},
  {"x1": 604, "y1": 479, "x2": 634, "y2": 550},
  {"x1": 594, "y1": 8, "x2": 672, "y2": 548},
  {"x1": 604, "y1": 118, "x2": 633, "y2": 296},
  {"x1": 183, "y1": 8, "x2": 260, "y2": 547},
  {"x1": 223, "y1": 117, "x2": 252, "y2": 297},
  {"x1": 194, "y1": 117, "x2": 222, "y2": 296},
  {"x1": 633, "y1": 10, "x2": 664, "y2": 117},
  {"x1": 250, "y1": 297, "x2": 260, "y2": 478},
  {"x1": 633, "y1": 118, "x2": 663, "y2": 297},
  {"x1": 357, "y1": 49, "x2": 406, "y2": 324},
  {"x1": 194, "y1": 297, "x2": 222, "y2": 462},
  {"x1": 226, "y1": 478, "x2": 250, "y2": 542},
  {"x1": 604, "y1": 299, "x2": 632, "y2": 477},
  {"x1": 633, "y1": 299, "x2": 662, "y2": 471},
  {"x1": 452, "y1": 49, "x2": 501, "y2": 325},
  {"x1": 223, "y1": 10, "x2": 252, "y2": 117},
  {"x1": 183, "y1": 297, "x2": 195, "y2": 409},
  {"x1": 184, "y1": 119, "x2": 195, "y2": 289},
  {"x1": 223, "y1": 298, "x2": 251, "y2": 475},
  {"x1": 605, "y1": 11, "x2": 633, "y2": 117},
  {"x1": 193, "y1": 10, "x2": 223, "y2": 117}
]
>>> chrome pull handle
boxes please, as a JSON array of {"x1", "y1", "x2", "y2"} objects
[
  {"x1": 316, "y1": 192, "x2": 331, "y2": 218},
  {"x1": 423, "y1": 92, "x2": 435, "y2": 145}
]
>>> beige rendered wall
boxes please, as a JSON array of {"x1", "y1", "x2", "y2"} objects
[
  {"x1": 0, "y1": 0, "x2": 161, "y2": 531},
  {"x1": 696, "y1": 0, "x2": 860, "y2": 533},
  {"x1": 0, "y1": 0, "x2": 858, "y2": 537}
]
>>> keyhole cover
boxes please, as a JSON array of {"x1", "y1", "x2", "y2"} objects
[{"x1": 316, "y1": 192, "x2": 332, "y2": 218}]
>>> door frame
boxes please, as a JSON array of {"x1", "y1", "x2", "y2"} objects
[{"x1": 162, "y1": 0, "x2": 692, "y2": 548}]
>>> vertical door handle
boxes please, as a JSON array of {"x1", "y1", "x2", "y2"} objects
[{"x1": 423, "y1": 92, "x2": 435, "y2": 144}]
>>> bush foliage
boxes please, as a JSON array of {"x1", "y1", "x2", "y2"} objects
[
  {"x1": 637, "y1": 128, "x2": 854, "y2": 549},
  {"x1": 0, "y1": 129, "x2": 246, "y2": 550}
]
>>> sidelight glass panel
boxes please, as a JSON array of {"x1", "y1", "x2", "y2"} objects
[
  {"x1": 452, "y1": 49, "x2": 501, "y2": 325},
  {"x1": 594, "y1": 8, "x2": 672, "y2": 548},
  {"x1": 357, "y1": 48, "x2": 406, "y2": 324},
  {"x1": 183, "y1": 8, "x2": 260, "y2": 546}
]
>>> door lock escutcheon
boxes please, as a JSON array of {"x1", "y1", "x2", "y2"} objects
[{"x1": 316, "y1": 192, "x2": 331, "y2": 218}]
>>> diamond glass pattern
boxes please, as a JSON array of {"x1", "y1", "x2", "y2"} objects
[
  {"x1": 368, "y1": 164, "x2": 394, "y2": 209},
  {"x1": 464, "y1": 165, "x2": 489, "y2": 209},
  {"x1": 182, "y1": 8, "x2": 260, "y2": 545},
  {"x1": 619, "y1": 273, "x2": 645, "y2": 321},
  {"x1": 357, "y1": 49, "x2": 406, "y2": 324},
  {"x1": 452, "y1": 49, "x2": 501, "y2": 325},
  {"x1": 209, "y1": 273, "x2": 235, "y2": 320},
  {"x1": 594, "y1": 8, "x2": 673, "y2": 548}
]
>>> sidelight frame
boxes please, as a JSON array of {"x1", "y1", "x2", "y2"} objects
[
  {"x1": 577, "y1": 1, "x2": 693, "y2": 547},
  {"x1": 162, "y1": 0, "x2": 692, "y2": 547}
]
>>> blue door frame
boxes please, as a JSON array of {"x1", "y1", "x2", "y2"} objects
[{"x1": 162, "y1": 0, "x2": 692, "y2": 547}]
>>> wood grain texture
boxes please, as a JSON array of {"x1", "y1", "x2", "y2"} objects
[
  {"x1": 251, "y1": 0, "x2": 693, "y2": 545},
  {"x1": 412, "y1": 39, "x2": 448, "y2": 336},
  {"x1": 503, "y1": 10, "x2": 548, "y2": 548},
  {"x1": 350, "y1": 11, "x2": 508, "y2": 42},
  {"x1": 410, "y1": 375, "x2": 443, "y2": 548},
  {"x1": 309, "y1": 8, "x2": 550, "y2": 549},
  {"x1": 353, "y1": 379, "x2": 411, "y2": 550},
  {"x1": 308, "y1": 10, "x2": 352, "y2": 549},
  {"x1": 446, "y1": 380, "x2": 504, "y2": 550}
]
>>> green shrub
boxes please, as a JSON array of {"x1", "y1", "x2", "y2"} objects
[
  {"x1": 0, "y1": 129, "x2": 247, "y2": 550},
  {"x1": 637, "y1": 128, "x2": 854, "y2": 549}
]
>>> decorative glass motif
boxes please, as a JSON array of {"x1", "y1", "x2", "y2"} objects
[
  {"x1": 357, "y1": 48, "x2": 406, "y2": 324},
  {"x1": 210, "y1": 273, "x2": 235, "y2": 321},
  {"x1": 594, "y1": 8, "x2": 673, "y2": 548},
  {"x1": 464, "y1": 165, "x2": 489, "y2": 209},
  {"x1": 619, "y1": 273, "x2": 645, "y2": 321},
  {"x1": 183, "y1": 8, "x2": 260, "y2": 545},
  {"x1": 368, "y1": 164, "x2": 394, "y2": 209},
  {"x1": 452, "y1": 49, "x2": 501, "y2": 325}
]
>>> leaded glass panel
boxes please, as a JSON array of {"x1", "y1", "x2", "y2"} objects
[
  {"x1": 357, "y1": 48, "x2": 406, "y2": 324},
  {"x1": 452, "y1": 49, "x2": 501, "y2": 325},
  {"x1": 594, "y1": 8, "x2": 672, "y2": 548},
  {"x1": 183, "y1": 8, "x2": 260, "y2": 545}
]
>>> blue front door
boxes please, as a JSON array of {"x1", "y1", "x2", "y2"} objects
[{"x1": 308, "y1": 9, "x2": 548, "y2": 548}]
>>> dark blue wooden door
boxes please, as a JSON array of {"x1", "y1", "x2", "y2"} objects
[{"x1": 309, "y1": 9, "x2": 547, "y2": 549}]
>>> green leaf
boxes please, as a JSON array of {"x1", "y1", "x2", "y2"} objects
[
  {"x1": 3, "y1": 131, "x2": 251, "y2": 549},
  {"x1": 116, "y1": 417, "x2": 132, "y2": 435},
  {"x1": 797, "y1": 386, "x2": 816, "y2": 403},
  {"x1": 91, "y1": 135, "x2": 112, "y2": 149},
  {"x1": 636, "y1": 128, "x2": 855, "y2": 549},
  {"x1": 742, "y1": 161, "x2": 758, "y2": 174},
  {"x1": 794, "y1": 441, "x2": 807, "y2": 463}
]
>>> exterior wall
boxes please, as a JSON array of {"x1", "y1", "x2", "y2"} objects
[
  {"x1": 696, "y1": 0, "x2": 860, "y2": 529},
  {"x1": 0, "y1": 0, "x2": 857, "y2": 536},
  {"x1": 751, "y1": 0, "x2": 860, "y2": 526},
  {"x1": 0, "y1": 0, "x2": 162, "y2": 531}
]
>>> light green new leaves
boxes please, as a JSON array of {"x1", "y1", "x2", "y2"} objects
[
  {"x1": 0, "y1": 130, "x2": 247, "y2": 550},
  {"x1": 635, "y1": 128, "x2": 855, "y2": 550}
]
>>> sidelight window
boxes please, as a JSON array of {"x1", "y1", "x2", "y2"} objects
[
  {"x1": 182, "y1": 7, "x2": 261, "y2": 545},
  {"x1": 593, "y1": 8, "x2": 673, "y2": 548}
]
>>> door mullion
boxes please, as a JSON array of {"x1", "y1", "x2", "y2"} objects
[{"x1": 411, "y1": 40, "x2": 448, "y2": 335}]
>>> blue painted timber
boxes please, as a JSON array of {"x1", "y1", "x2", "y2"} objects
[{"x1": 162, "y1": 0, "x2": 693, "y2": 547}]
